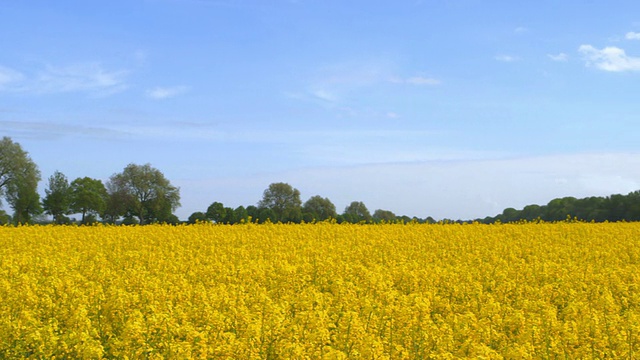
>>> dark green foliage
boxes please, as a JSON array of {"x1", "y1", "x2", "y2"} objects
[
  {"x1": 343, "y1": 201, "x2": 371, "y2": 223},
  {"x1": 232, "y1": 206, "x2": 249, "y2": 224},
  {"x1": 0, "y1": 137, "x2": 42, "y2": 224},
  {"x1": 372, "y1": 209, "x2": 396, "y2": 223},
  {"x1": 483, "y1": 191, "x2": 640, "y2": 223},
  {"x1": 107, "y1": 163, "x2": 180, "y2": 225},
  {"x1": 258, "y1": 182, "x2": 302, "y2": 223},
  {"x1": 42, "y1": 171, "x2": 71, "y2": 224},
  {"x1": 206, "y1": 202, "x2": 226, "y2": 223},
  {"x1": 0, "y1": 209, "x2": 11, "y2": 225},
  {"x1": 302, "y1": 195, "x2": 337, "y2": 222},
  {"x1": 188, "y1": 212, "x2": 208, "y2": 224},
  {"x1": 70, "y1": 177, "x2": 108, "y2": 224}
]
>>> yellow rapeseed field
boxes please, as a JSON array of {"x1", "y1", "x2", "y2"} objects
[{"x1": 1, "y1": 222, "x2": 640, "y2": 359}]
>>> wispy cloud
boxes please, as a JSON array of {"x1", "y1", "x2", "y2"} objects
[
  {"x1": 547, "y1": 53, "x2": 569, "y2": 62},
  {"x1": 146, "y1": 85, "x2": 189, "y2": 99},
  {"x1": 35, "y1": 63, "x2": 129, "y2": 95},
  {"x1": 579, "y1": 44, "x2": 640, "y2": 72},
  {"x1": 388, "y1": 76, "x2": 441, "y2": 85},
  {"x1": 514, "y1": 26, "x2": 529, "y2": 34},
  {"x1": 625, "y1": 32, "x2": 640, "y2": 40},
  {"x1": 407, "y1": 76, "x2": 440, "y2": 85},
  {"x1": 495, "y1": 54, "x2": 519, "y2": 62},
  {"x1": 0, "y1": 120, "x2": 127, "y2": 140},
  {"x1": 0, "y1": 65, "x2": 24, "y2": 89},
  {"x1": 310, "y1": 89, "x2": 338, "y2": 102},
  {"x1": 0, "y1": 62, "x2": 129, "y2": 95}
]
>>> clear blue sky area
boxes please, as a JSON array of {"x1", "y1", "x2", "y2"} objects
[{"x1": 2, "y1": 0, "x2": 640, "y2": 220}]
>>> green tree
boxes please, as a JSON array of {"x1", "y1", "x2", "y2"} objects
[
  {"x1": 246, "y1": 205, "x2": 259, "y2": 222},
  {"x1": 108, "y1": 163, "x2": 180, "y2": 225},
  {"x1": 188, "y1": 211, "x2": 208, "y2": 224},
  {"x1": 0, "y1": 137, "x2": 41, "y2": 224},
  {"x1": 343, "y1": 201, "x2": 371, "y2": 223},
  {"x1": 372, "y1": 209, "x2": 396, "y2": 223},
  {"x1": 103, "y1": 179, "x2": 133, "y2": 224},
  {"x1": 6, "y1": 165, "x2": 42, "y2": 224},
  {"x1": 222, "y1": 206, "x2": 235, "y2": 224},
  {"x1": 232, "y1": 205, "x2": 249, "y2": 224},
  {"x1": 144, "y1": 192, "x2": 180, "y2": 224},
  {"x1": 70, "y1": 177, "x2": 108, "y2": 224},
  {"x1": 0, "y1": 137, "x2": 23, "y2": 200},
  {"x1": 206, "y1": 201, "x2": 227, "y2": 223},
  {"x1": 520, "y1": 204, "x2": 542, "y2": 222},
  {"x1": 0, "y1": 138, "x2": 41, "y2": 224},
  {"x1": 626, "y1": 191, "x2": 640, "y2": 221},
  {"x1": 257, "y1": 207, "x2": 276, "y2": 223},
  {"x1": 258, "y1": 182, "x2": 302, "y2": 223},
  {"x1": 302, "y1": 195, "x2": 337, "y2": 222},
  {"x1": 544, "y1": 197, "x2": 577, "y2": 221},
  {"x1": 500, "y1": 207, "x2": 520, "y2": 223},
  {"x1": 0, "y1": 209, "x2": 10, "y2": 225},
  {"x1": 42, "y1": 171, "x2": 71, "y2": 224}
]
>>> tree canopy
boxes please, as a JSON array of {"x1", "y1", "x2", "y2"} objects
[
  {"x1": 70, "y1": 177, "x2": 108, "y2": 224},
  {"x1": 302, "y1": 195, "x2": 337, "y2": 222},
  {"x1": 108, "y1": 163, "x2": 181, "y2": 225},
  {"x1": 0, "y1": 137, "x2": 41, "y2": 224},
  {"x1": 343, "y1": 201, "x2": 372, "y2": 223},
  {"x1": 42, "y1": 171, "x2": 71, "y2": 224},
  {"x1": 258, "y1": 182, "x2": 302, "y2": 223}
]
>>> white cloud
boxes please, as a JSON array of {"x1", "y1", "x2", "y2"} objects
[
  {"x1": 35, "y1": 63, "x2": 129, "y2": 95},
  {"x1": 0, "y1": 65, "x2": 24, "y2": 89},
  {"x1": 547, "y1": 53, "x2": 569, "y2": 62},
  {"x1": 386, "y1": 112, "x2": 400, "y2": 119},
  {"x1": 311, "y1": 89, "x2": 338, "y2": 102},
  {"x1": 514, "y1": 26, "x2": 529, "y2": 34},
  {"x1": 146, "y1": 85, "x2": 189, "y2": 99},
  {"x1": 406, "y1": 76, "x2": 441, "y2": 85},
  {"x1": 579, "y1": 44, "x2": 640, "y2": 72},
  {"x1": 388, "y1": 76, "x2": 441, "y2": 85},
  {"x1": 626, "y1": 32, "x2": 640, "y2": 40},
  {"x1": 495, "y1": 54, "x2": 518, "y2": 62}
]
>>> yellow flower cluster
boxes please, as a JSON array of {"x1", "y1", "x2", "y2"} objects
[{"x1": 1, "y1": 222, "x2": 639, "y2": 359}]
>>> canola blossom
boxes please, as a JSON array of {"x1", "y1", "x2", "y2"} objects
[{"x1": 1, "y1": 222, "x2": 640, "y2": 359}]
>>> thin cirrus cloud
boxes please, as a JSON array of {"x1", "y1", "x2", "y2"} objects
[
  {"x1": 625, "y1": 32, "x2": 640, "y2": 40},
  {"x1": 547, "y1": 53, "x2": 569, "y2": 62},
  {"x1": 0, "y1": 62, "x2": 129, "y2": 95},
  {"x1": 579, "y1": 44, "x2": 640, "y2": 72},
  {"x1": 36, "y1": 63, "x2": 129, "y2": 94},
  {"x1": 405, "y1": 76, "x2": 441, "y2": 85},
  {"x1": 146, "y1": 85, "x2": 189, "y2": 99},
  {"x1": 1, "y1": 120, "x2": 127, "y2": 140},
  {"x1": 495, "y1": 54, "x2": 519, "y2": 62},
  {"x1": 0, "y1": 65, "x2": 25, "y2": 89},
  {"x1": 388, "y1": 76, "x2": 441, "y2": 85}
]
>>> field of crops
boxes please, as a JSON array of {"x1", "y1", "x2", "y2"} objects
[{"x1": 1, "y1": 222, "x2": 640, "y2": 359}]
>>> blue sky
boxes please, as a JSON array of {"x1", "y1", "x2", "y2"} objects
[{"x1": 2, "y1": 0, "x2": 640, "y2": 220}]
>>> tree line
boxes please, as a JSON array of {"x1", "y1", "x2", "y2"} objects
[
  {"x1": 479, "y1": 191, "x2": 640, "y2": 224},
  {"x1": 0, "y1": 136, "x2": 423, "y2": 225},
  {"x1": 3, "y1": 136, "x2": 640, "y2": 225},
  {"x1": 0, "y1": 137, "x2": 180, "y2": 225},
  {"x1": 186, "y1": 182, "x2": 428, "y2": 225}
]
